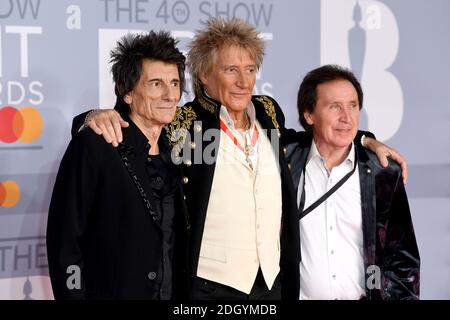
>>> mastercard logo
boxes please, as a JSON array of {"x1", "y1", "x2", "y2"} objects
[
  {"x1": 0, "y1": 106, "x2": 43, "y2": 143},
  {"x1": 0, "y1": 180, "x2": 21, "y2": 208}
]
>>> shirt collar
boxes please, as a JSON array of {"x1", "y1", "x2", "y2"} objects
[
  {"x1": 307, "y1": 140, "x2": 355, "y2": 169},
  {"x1": 119, "y1": 113, "x2": 171, "y2": 161},
  {"x1": 219, "y1": 101, "x2": 256, "y2": 130}
]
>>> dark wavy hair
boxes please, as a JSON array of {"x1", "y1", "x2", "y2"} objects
[
  {"x1": 110, "y1": 31, "x2": 186, "y2": 114},
  {"x1": 297, "y1": 64, "x2": 363, "y2": 132}
]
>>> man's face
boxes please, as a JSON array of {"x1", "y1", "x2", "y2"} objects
[
  {"x1": 200, "y1": 45, "x2": 257, "y2": 112},
  {"x1": 125, "y1": 59, "x2": 180, "y2": 126},
  {"x1": 305, "y1": 79, "x2": 360, "y2": 152}
]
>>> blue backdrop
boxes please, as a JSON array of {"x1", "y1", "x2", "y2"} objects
[{"x1": 0, "y1": 0, "x2": 448, "y2": 299}]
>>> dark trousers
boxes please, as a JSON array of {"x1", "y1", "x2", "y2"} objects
[{"x1": 190, "y1": 268, "x2": 281, "y2": 300}]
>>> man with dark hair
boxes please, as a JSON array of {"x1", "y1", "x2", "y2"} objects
[
  {"x1": 286, "y1": 64, "x2": 420, "y2": 300},
  {"x1": 46, "y1": 31, "x2": 190, "y2": 300}
]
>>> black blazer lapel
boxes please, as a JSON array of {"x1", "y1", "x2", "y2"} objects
[{"x1": 119, "y1": 125, "x2": 162, "y2": 230}]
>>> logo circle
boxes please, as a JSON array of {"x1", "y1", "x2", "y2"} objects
[
  {"x1": 0, "y1": 106, "x2": 43, "y2": 143},
  {"x1": 0, "y1": 180, "x2": 21, "y2": 208},
  {"x1": 18, "y1": 106, "x2": 44, "y2": 143},
  {"x1": 0, "y1": 106, "x2": 24, "y2": 143}
]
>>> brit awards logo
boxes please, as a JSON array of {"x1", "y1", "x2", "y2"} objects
[
  {"x1": 0, "y1": 22, "x2": 44, "y2": 146},
  {"x1": 0, "y1": 6, "x2": 44, "y2": 218},
  {"x1": 321, "y1": 0, "x2": 403, "y2": 141}
]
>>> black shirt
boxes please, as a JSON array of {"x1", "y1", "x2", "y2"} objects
[
  {"x1": 123, "y1": 115, "x2": 181, "y2": 300},
  {"x1": 145, "y1": 145, "x2": 180, "y2": 300}
]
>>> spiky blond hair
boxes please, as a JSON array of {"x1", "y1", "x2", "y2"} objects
[{"x1": 187, "y1": 17, "x2": 265, "y2": 96}]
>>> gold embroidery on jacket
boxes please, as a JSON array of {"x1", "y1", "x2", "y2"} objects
[
  {"x1": 165, "y1": 106, "x2": 197, "y2": 155},
  {"x1": 255, "y1": 96, "x2": 280, "y2": 129},
  {"x1": 198, "y1": 95, "x2": 216, "y2": 114}
]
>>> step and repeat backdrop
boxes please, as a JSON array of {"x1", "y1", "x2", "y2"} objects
[{"x1": 0, "y1": 0, "x2": 449, "y2": 299}]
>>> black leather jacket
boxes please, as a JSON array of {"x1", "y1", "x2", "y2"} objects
[{"x1": 284, "y1": 131, "x2": 420, "y2": 300}]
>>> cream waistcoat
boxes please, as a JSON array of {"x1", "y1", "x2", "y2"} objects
[{"x1": 197, "y1": 120, "x2": 282, "y2": 294}]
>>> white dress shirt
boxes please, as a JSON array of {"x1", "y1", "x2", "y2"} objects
[
  {"x1": 298, "y1": 141, "x2": 365, "y2": 300},
  {"x1": 219, "y1": 102, "x2": 259, "y2": 171}
]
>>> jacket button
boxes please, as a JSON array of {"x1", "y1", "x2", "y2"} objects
[
  {"x1": 182, "y1": 176, "x2": 189, "y2": 184},
  {"x1": 277, "y1": 130, "x2": 281, "y2": 138},
  {"x1": 367, "y1": 169, "x2": 372, "y2": 174},
  {"x1": 190, "y1": 142, "x2": 196, "y2": 149},
  {"x1": 288, "y1": 163, "x2": 292, "y2": 170},
  {"x1": 194, "y1": 124, "x2": 202, "y2": 132},
  {"x1": 148, "y1": 272, "x2": 156, "y2": 280},
  {"x1": 283, "y1": 147, "x2": 287, "y2": 155},
  {"x1": 184, "y1": 159, "x2": 192, "y2": 167}
]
